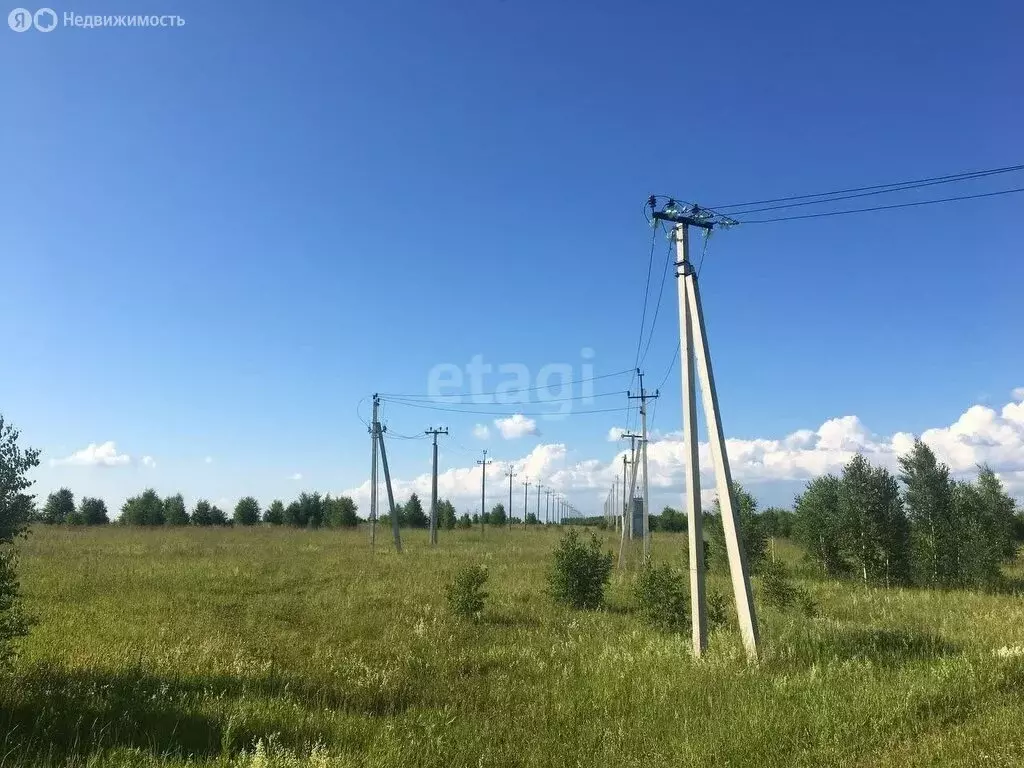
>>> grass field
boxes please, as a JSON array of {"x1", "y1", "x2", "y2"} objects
[{"x1": 2, "y1": 525, "x2": 1023, "y2": 767}]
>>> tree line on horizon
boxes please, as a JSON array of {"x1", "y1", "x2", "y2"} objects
[{"x1": 27, "y1": 489, "x2": 541, "y2": 530}]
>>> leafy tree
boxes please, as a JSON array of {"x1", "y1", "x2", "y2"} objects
[
  {"x1": 209, "y1": 505, "x2": 228, "y2": 526},
  {"x1": 438, "y1": 499, "x2": 457, "y2": 530},
  {"x1": 457, "y1": 513, "x2": 473, "y2": 529},
  {"x1": 761, "y1": 507, "x2": 795, "y2": 538},
  {"x1": 899, "y1": 440, "x2": 956, "y2": 586},
  {"x1": 43, "y1": 488, "x2": 75, "y2": 525},
  {"x1": 976, "y1": 466, "x2": 1018, "y2": 561},
  {"x1": 708, "y1": 483, "x2": 767, "y2": 572},
  {"x1": 298, "y1": 492, "x2": 324, "y2": 529},
  {"x1": 163, "y1": 494, "x2": 189, "y2": 526},
  {"x1": 525, "y1": 512, "x2": 539, "y2": 525},
  {"x1": 325, "y1": 495, "x2": 359, "y2": 527},
  {"x1": 956, "y1": 468, "x2": 1018, "y2": 587},
  {"x1": 79, "y1": 497, "x2": 109, "y2": 526},
  {"x1": 794, "y1": 474, "x2": 847, "y2": 576},
  {"x1": 874, "y1": 464, "x2": 911, "y2": 587},
  {"x1": 0, "y1": 417, "x2": 40, "y2": 542},
  {"x1": 836, "y1": 455, "x2": 910, "y2": 586},
  {"x1": 191, "y1": 499, "x2": 215, "y2": 526},
  {"x1": 488, "y1": 503, "x2": 507, "y2": 527},
  {"x1": 264, "y1": 499, "x2": 285, "y2": 525},
  {"x1": 0, "y1": 416, "x2": 38, "y2": 665},
  {"x1": 403, "y1": 494, "x2": 428, "y2": 528},
  {"x1": 234, "y1": 496, "x2": 261, "y2": 526},
  {"x1": 121, "y1": 489, "x2": 165, "y2": 526},
  {"x1": 283, "y1": 501, "x2": 302, "y2": 527},
  {"x1": 657, "y1": 506, "x2": 687, "y2": 533}
]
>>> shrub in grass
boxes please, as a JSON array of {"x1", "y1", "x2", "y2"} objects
[
  {"x1": 760, "y1": 558, "x2": 816, "y2": 616},
  {"x1": 548, "y1": 529, "x2": 613, "y2": 610},
  {"x1": 706, "y1": 589, "x2": 730, "y2": 631},
  {"x1": 445, "y1": 564, "x2": 488, "y2": 621},
  {"x1": 634, "y1": 559, "x2": 689, "y2": 632}
]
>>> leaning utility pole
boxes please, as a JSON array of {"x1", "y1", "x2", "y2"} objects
[
  {"x1": 477, "y1": 450, "x2": 492, "y2": 536},
  {"x1": 629, "y1": 372, "x2": 659, "y2": 558},
  {"x1": 369, "y1": 394, "x2": 380, "y2": 550},
  {"x1": 651, "y1": 196, "x2": 758, "y2": 660},
  {"x1": 376, "y1": 423, "x2": 402, "y2": 553},
  {"x1": 523, "y1": 479, "x2": 531, "y2": 527},
  {"x1": 506, "y1": 467, "x2": 516, "y2": 529},
  {"x1": 425, "y1": 427, "x2": 448, "y2": 546}
]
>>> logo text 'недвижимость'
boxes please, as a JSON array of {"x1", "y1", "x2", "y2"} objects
[{"x1": 8, "y1": 8, "x2": 185, "y2": 32}]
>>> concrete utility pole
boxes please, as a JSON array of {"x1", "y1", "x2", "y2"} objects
[
  {"x1": 630, "y1": 372, "x2": 659, "y2": 559},
  {"x1": 523, "y1": 479, "x2": 531, "y2": 527},
  {"x1": 369, "y1": 394, "x2": 380, "y2": 550},
  {"x1": 535, "y1": 483, "x2": 542, "y2": 525},
  {"x1": 425, "y1": 427, "x2": 448, "y2": 546},
  {"x1": 477, "y1": 450, "x2": 492, "y2": 537},
  {"x1": 376, "y1": 424, "x2": 402, "y2": 553},
  {"x1": 651, "y1": 197, "x2": 758, "y2": 660},
  {"x1": 545, "y1": 489, "x2": 552, "y2": 525},
  {"x1": 506, "y1": 467, "x2": 516, "y2": 529},
  {"x1": 621, "y1": 432, "x2": 642, "y2": 541},
  {"x1": 618, "y1": 436, "x2": 641, "y2": 569}
]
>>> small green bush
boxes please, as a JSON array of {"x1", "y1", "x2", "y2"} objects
[
  {"x1": 633, "y1": 559, "x2": 689, "y2": 632},
  {"x1": 760, "y1": 558, "x2": 816, "y2": 616},
  {"x1": 548, "y1": 529, "x2": 613, "y2": 610},
  {"x1": 445, "y1": 564, "x2": 488, "y2": 621},
  {"x1": 706, "y1": 589, "x2": 730, "y2": 631}
]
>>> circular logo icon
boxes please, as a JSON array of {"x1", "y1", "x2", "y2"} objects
[
  {"x1": 8, "y1": 7, "x2": 33, "y2": 31},
  {"x1": 34, "y1": 7, "x2": 57, "y2": 31}
]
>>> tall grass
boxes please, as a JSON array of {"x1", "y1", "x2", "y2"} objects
[{"x1": 1, "y1": 526, "x2": 1022, "y2": 767}]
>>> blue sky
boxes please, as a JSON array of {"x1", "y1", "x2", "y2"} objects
[{"x1": 2, "y1": 0, "x2": 1022, "y2": 517}]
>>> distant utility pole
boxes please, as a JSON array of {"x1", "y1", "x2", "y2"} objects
[
  {"x1": 425, "y1": 427, "x2": 448, "y2": 546},
  {"x1": 477, "y1": 450, "x2": 492, "y2": 537},
  {"x1": 523, "y1": 479, "x2": 531, "y2": 527},
  {"x1": 535, "y1": 483, "x2": 543, "y2": 525},
  {"x1": 621, "y1": 432, "x2": 642, "y2": 541},
  {"x1": 630, "y1": 371, "x2": 659, "y2": 558},
  {"x1": 618, "y1": 433, "x2": 641, "y2": 568},
  {"x1": 545, "y1": 489, "x2": 552, "y2": 525},
  {"x1": 650, "y1": 197, "x2": 758, "y2": 660},
  {"x1": 506, "y1": 466, "x2": 516, "y2": 529}
]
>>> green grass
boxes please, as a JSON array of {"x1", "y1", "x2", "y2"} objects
[{"x1": 2, "y1": 526, "x2": 1023, "y2": 767}]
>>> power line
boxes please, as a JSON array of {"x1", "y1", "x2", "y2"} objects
[
  {"x1": 737, "y1": 186, "x2": 1024, "y2": 224},
  {"x1": 637, "y1": 236, "x2": 674, "y2": 369},
  {"x1": 383, "y1": 390, "x2": 625, "y2": 406},
  {"x1": 711, "y1": 163, "x2": 1024, "y2": 211},
  {"x1": 632, "y1": 224, "x2": 659, "y2": 372},
  {"x1": 378, "y1": 400, "x2": 624, "y2": 417},
  {"x1": 378, "y1": 367, "x2": 633, "y2": 399}
]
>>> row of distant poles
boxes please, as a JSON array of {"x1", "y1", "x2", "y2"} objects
[
  {"x1": 366, "y1": 397, "x2": 579, "y2": 554},
  {"x1": 604, "y1": 199, "x2": 759, "y2": 661}
]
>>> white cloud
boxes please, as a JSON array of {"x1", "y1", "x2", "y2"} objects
[
  {"x1": 473, "y1": 424, "x2": 490, "y2": 440},
  {"x1": 607, "y1": 427, "x2": 626, "y2": 442},
  {"x1": 1012, "y1": 387, "x2": 1024, "y2": 402},
  {"x1": 494, "y1": 414, "x2": 539, "y2": 439},
  {"x1": 141, "y1": 456, "x2": 156, "y2": 468},
  {"x1": 288, "y1": 473, "x2": 303, "y2": 481},
  {"x1": 51, "y1": 441, "x2": 131, "y2": 467},
  {"x1": 342, "y1": 394, "x2": 1024, "y2": 510}
]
